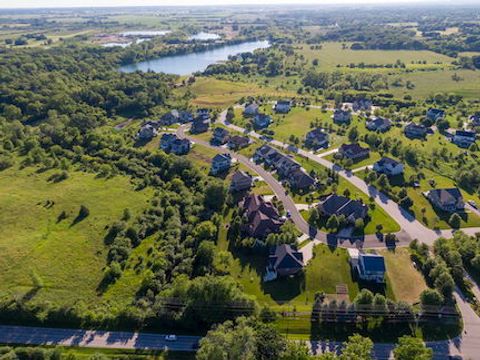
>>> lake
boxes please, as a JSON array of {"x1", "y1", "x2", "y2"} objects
[{"x1": 119, "y1": 40, "x2": 269, "y2": 75}]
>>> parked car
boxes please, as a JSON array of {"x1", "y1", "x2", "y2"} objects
[{"x1": 165, "y1": 335, "x2": 177, "y2": 341}]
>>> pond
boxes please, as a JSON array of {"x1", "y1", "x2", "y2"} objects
[
  {"x1": 119, "y1": 40, "x2": 269, "y2": 75},
  {"x1": 189, "y1": 32, "x2": 221, "y2": 41}
]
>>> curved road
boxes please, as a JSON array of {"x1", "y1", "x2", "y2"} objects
[
  {"x1": 177, "y1": 125, "x2": 394, "y2": 252},
  {"x1": 217, "y1": 108, "x2": 480, "y2": 247}
]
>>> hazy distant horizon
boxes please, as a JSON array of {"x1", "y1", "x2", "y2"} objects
[{"x1": 0, "y1": 0, "x2": 475, "y2": 10}]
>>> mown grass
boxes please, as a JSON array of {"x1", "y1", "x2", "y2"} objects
[{"x1": 0, "y1": 164, "x2": 152, "y2": 308}]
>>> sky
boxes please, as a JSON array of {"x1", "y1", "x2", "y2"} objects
[{"x1": 0, "y1": 0, "x2": 454, "y2": 9}]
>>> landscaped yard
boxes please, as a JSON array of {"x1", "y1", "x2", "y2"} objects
[{"x1": 0, "y1": 164, "x2": 152, "y2": 308}]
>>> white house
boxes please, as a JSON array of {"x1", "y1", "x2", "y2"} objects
[{"x1": 373, "y1": 157, "x2": 404, "y2": 176}]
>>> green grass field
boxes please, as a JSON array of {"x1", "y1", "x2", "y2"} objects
[
  {"x1": 0, "y1": 164, "x2": 152, "y2": 308},
  {"x1": 179, "y1": 77, "x2": 295, "y2": 108},
  {"x1": 295, "y1": 42, "x2": 454, "y2": 71}
]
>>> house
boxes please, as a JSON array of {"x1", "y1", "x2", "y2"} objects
[
  {"x1": 160, "y1": 133, "x2": 190, "y2": 154},
  {"x1": 426, "y1": 188, "x2": 464, "y2": 213},
  {"x1": 469, "y1": 114, "x2": 480, "y2": 127},
  {"x1": 243, "y1": 103, "x2": 259, "y2": 117},
  {"x1": 228, "y1": 135, "x2": 251, "y2": 150},
  {"x1": 404, "y1": 122, "x2": 427, "y2": 139},
  {"x1": 191, "y1": 118, "x2": 209, "y2": 134},
  {"x1": 210, "y1": 153, "x2": 232, "y2": 175},
  {"x1": 305, "y1": 128, "x2": 329, "y2": 149},
  {"x1": 242, "y1": 194, "x2": 284, "y2": 239},
  {"x1": 212, "y1": 127, "x2": 230, "y2": 145},
  {"x1": 289, "y1": 168, "x2": 316, "y2": 190},
  {"x1": 352, "y1": 99, "x2": 372, "y2": 112},
  {"x1": 338, "y1": 143, "x2": 370, "y2": 162},
  {"x1": 137, "y1": 124, "x2": 158, "y2": 140},
  {"x1": 317, "y1": 194, "x2": 368, "y2": 223},
  {"x1": 332, "y1": 109, "x2": 352, "y2": 125},
  {"x1": 253, "y1": 113, "x2": 272, "y2": 129},
  {"x1": 253, "y1": 144, "x2": 277, "y2": 164},
  {"x1": 356, "y1": 253, "x2": 386, "y2": 283},
  {"x1": 160, "y1": 110, "x2": 193, "y2": 125},
  {"x1": 366, "y1": 116, "x2": 392, "y2": 132},
  {"x1": 264, "y1": 244, "x2": 304, "y2": 281},
  {"x1": 230, "y1": 170, "x2": 253, "y2": 192},
  {"x1": 426, "y1": 108, "x2": 445, "y2": 122},
  {"x1": 196, "y1": 108, "x2": 210, "y2": 121},
  {"x1": 373, "y1": 157, "x2": 404, "y2": 176},
  {"x1": 170, "y1": 138, "x2": 191, "y2": 155},
  {"x1": 274, "y1": 100, "x2": 292, "y2": 113},
  {"x1": 453, "y1": 130, "x2": 476, "y2": 148},
  {"x1": 276, "y1": 154, "x2": 301, "y2": 177}
]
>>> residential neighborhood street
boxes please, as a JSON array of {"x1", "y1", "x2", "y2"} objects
[{"x1": 218, "y1": 109, "x2": 480, "y2": 247}]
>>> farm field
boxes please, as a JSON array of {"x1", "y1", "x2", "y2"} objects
[
  {"x1": 0, "y1": 164, "x2": 152, "y2": 308},
  {"x1": 294, "y1": 42, "x2": 454, "y2": 71}
]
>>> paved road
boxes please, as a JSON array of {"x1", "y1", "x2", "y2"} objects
[
  {"x1": 177, "y1": 125, "x2": 395, "y2": 252},
  {"x1": 218, "y1": 110, "x2": 480, "y2": 246},
  {"x1": 0, "y1": 325, "x2": 201, "y2": 352}
]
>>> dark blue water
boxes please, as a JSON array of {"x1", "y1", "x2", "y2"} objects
[{"x1": 119, "y1": 40, "x2": 269, "y2": 75}]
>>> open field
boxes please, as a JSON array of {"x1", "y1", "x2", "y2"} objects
[
  {"x1": 295, "y1": 42, "x2": 454, "y2": 71},
  {"x1": 0, "y1": 164, "x2": 152, "y2": 307},
  {"x1": 180, "y1": 77, "x2": 295, "y2": 108},
  {"x1": 387, "y1": 69, "x2": 480, "y2": 99}
]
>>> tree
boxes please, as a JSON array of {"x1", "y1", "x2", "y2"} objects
[
  {"x1": 434, "y1": 271, "x2": 455, "y2": 298},
  {"x1": 393, "y1": 336, "x2": 432, "y2": 360},
  {"x1": 354, "y1": 289, "x2": 374, "y2": 306},
  {"x1": 326, "y1": 214, "x2": 339, "y2": 231},
  {"x1": 340, "y1": 334, "x2": 373, "y2": 360},
  {"x1": 196, "y1": 318, "x2": 256, "y2": 360},
  {"x1": 420, "y1": 288, "x2": 444, "y2": 307},
  {"x1": 204, "y1": 180, "x2": 227, "y2": 211},
  {"x1": 280, "y1": 342, "x2": 313, "y2": 360},
  {"x1": 193, "y1": 241, "x2": 216, "y2": 276},
  {"x1": 448, "y1": 213, "x2": 461, "y2": 228},
  {"x1": 348, "y1": 127, "x2": 359, "y2": 142},
  {"x1": 255, "y1": 323, "x2": 287, "y2": 360}
]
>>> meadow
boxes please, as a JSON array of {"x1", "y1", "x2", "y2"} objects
[
  {"x1": 294, "y1": 42, "x2": 454, "y2": 72},
  {"x1": 0, "y1": 163, "x2": 152, "y2": 308}
]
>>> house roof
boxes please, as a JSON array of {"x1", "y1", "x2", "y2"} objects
[
  {"x1": 232, "y1": 170, "x2": 252, "y2": 184},
  {"x1": 429, "y1": 188, "x2": 463, "y2": 205},
  {"x1": 243, "y1": 194, "x2": 280, "y2": 220},
  {"x1": 339, "y1": 143, "x2": 369, "y2": 155},
  {"x1": 290, "y1": 168, "x2": 315, "y2": 189},
  {"x1": 405, "y1": 122, "x2": 426, "y2": 132},
  {"x1": 269, "y1": 244, "x2": 304, "y2": 271},
  {"x1": 212, "y1": 153, "x2": 231, "y2": 163},
  {"x1": 244, "y1": 103, "x2": 259, "y2": 112},
  {"x1": 428, "y1": 108, "x2": 445, "y2": 116},
  {"x1": 277, "y1": 100, "x2": 291, "y2": 106},
  {"x1": 318, "y1": 194, "x2": 368, "y2": 220},
  {"x1": 307, "y1": 128, "x2": 328, "y2": 140},
  {"x1": 375, "y1": 157, "x2": 401, "y2": 168},
  {"x1": 229, "y1": 135, "x2": 250, "y2": 146},
  {"x1": 213, "y1": 127, "x2": 230, "y2": 137},
  {"x1": 367, "y1": 116, "x2": 391, "y2": 129},
  {"x1": 455, "y1": 130, "x2": 476, "y2": 138},
  {"x1": 360, "y1": 253, "x2": 386, "y2": 273}
]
